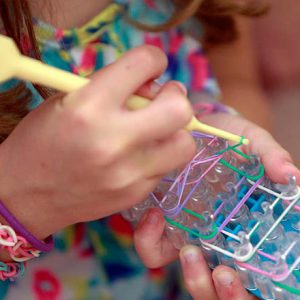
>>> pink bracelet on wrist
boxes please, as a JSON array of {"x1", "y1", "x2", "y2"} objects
[
  {"x1": 0, "y1": 222, "x2": 41, "y2": 281},
  {"x1": 0, "y1": 225, "x2": 41, "y2": 262}
]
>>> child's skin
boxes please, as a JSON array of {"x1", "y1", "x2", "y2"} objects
[
  {"x1": 0, "y1": 47, "x2": 196, "y2": 239},
  {"x1": 1, "y1": 0, "x2": 299, "y2": 299},
  {"x1": 134, "y1": 111, "x2": 299, "y2": 300}
]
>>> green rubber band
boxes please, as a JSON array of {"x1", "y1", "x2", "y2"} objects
[
  {"x1": 216, "y1": 140, "x2": 265, "y2": 180},
  {"x1": 239, "y1": 136, "x2": 245, "y2": 145},
  {"x1": 219, "y1": 158, "x2": 265, "y2": 180},
  {"x1": 215, "y1": 139, "x2": 265, "y2": 180},
  {"x1": 165, "y1": 210, "x2": 218, "y2": 241},
  {"x1": 216, "y1": 138, "x2": 246, "y2": 156},
  {"x1": 182, "y1": 208, "x2": 218, "y2": 239},
  {"x1": 231, "y1": 147, "x2": 249, "y2": 159},
  {"x1": 272, "y1": 281, "x2": 300, "y2": 295},
  {"x1": 215, "y1": 147, "x2": 231, "y2": 156},
  {"x1": 182, "y1": 207, "x2": 205, "y2": 220}
]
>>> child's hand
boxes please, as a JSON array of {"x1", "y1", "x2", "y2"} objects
[
  {"x1": 135, "y1": 208, "x2": 257, "y2": 300},
  {"x1": 134, "y1": 113, "x2": 300, "y2": 299},
  {"x1": 200, "y1": 112, "x2": 300, "y2": 184},
  {"x1": 179, "y1": 245, "x2": 258, "y2": 300},
  {"x1": 0, "y1": 46, "x2": 196, "y2": 239}
]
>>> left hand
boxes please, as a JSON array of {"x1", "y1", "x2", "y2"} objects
[
  {"x1": 134, "y1": 208, "x2": 257, "y2": 300},
  {"x1": 133, "y1": 112, "x2": 300, "y2": 299}
]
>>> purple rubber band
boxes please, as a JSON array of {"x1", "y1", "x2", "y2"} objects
[
  {"x1": 211, "y1": 102, "x2": 231, "y2": 113},
  {"x1": 0, "y1": 201, "x2": 53, "y2": 252}
]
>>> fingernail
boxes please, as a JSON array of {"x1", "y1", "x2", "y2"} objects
[
  {"x1": 181, "y1": 246, "x2": 199, "y2": 264},
  {"x1": 149, "y1": 81, "x2": 162, "y2": 94},
  {"x1": 285, "y1": 162, "x2": 299, "y2": 173},
  {"x1": 215, "y1": 271, "x2": 235, "y2": 287},
  {"x1": 174, "y1": 82, "x2": 187, "y2": 95},
  {"x1": 284, "y1": 164, "x2": 300, "y2": 182}
]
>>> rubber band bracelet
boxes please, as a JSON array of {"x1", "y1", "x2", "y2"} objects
[
  {"x1": 0, "y1": 201, "x2": 53, "y2": 252},
  {"x1": 0, "y1": 223, "x2": 41, "y2": 262},
  {"x1": 0, "y1": 261, "x2": 25, "y2": 281}
]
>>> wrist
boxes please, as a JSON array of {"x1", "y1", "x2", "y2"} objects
[
  {"x1": 0, "y1": 142, "x2": 71, "y2": 240},
  {"x1": 0, "y1": 189, "x2": 53, "y2": 241}
]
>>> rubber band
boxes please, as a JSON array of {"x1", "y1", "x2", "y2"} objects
[
  {"x1": 165, "y1": 211, "x2": 218, "y2": 241},
  {"x1": 124, "y1": 114, "x2": 300, "y2": 297},
  {"x1": 272, "y1": 281, "x2": 300, "y2": 295},
  {"x1": 0, "y1": 222, "x2": 41, "y2": 263},
  {"x1": 0, "y1": 201, "x2": 53, "y2": 252},
  {"x1": 0, "y1": 261, "x2": 25, "y2": 281}
]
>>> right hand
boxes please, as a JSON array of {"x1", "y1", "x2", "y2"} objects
[{"x1": 0, "y1": 46, "x2": 196, "y2": 239}]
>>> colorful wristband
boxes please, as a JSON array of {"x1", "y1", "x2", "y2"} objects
[{"x1": 0, "y1": 201, "x2": 53, "y2": 252}]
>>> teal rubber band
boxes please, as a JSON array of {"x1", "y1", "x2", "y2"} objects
[
  {"x1": 0, "y1": 262, "x2": 8, "y2": 272},
  {"x1": 20, "y1": 262, "x2": 25, "y2": 276},
  {"x1": 293, "y1": 269, "x2": 300, "y2": 276},
  {"x1": 272, "y1": 281, "x2": 300, "y2": 295}
]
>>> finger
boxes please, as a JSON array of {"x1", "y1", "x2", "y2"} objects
[
  {"x1": 142, "y1": 130, "x2": 196, "y2": 177},
  {"x1": 136, "y1": 80, "x2": 187, "y2": 100},
  {"x1": 243, "y1": 126, "x2": 300, "y2": 184},
  {"x1": 213, "y1": 266, "x2": 258, "y2": 300},
  {"x1": 134, "y1": 208, "x2": 178, "y2": 268},
  {"x1": 124, "y1": 129, "x2": 195, "y2": 179},
  {"x1": 98, "y1": 130, "x2": 195, "y2": 190},
  {"x1": 201, "y1": 113, "x2": 300, "y2": 184},
  {"x1": 79, "y1": 177, "x2": 162, "y2": 221},
  {"x1": 77, "y1": 45, "x2": 168, "y2": 106},
  {"x1": 128, "y1": 81, "x2": 192, "y2": 143},
  {"x1": 135, "y1": 80, "x2": 163, "y2": 100},
  {"x1": 179, "y1": 245, "x2": 218, "y2": 300}
]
